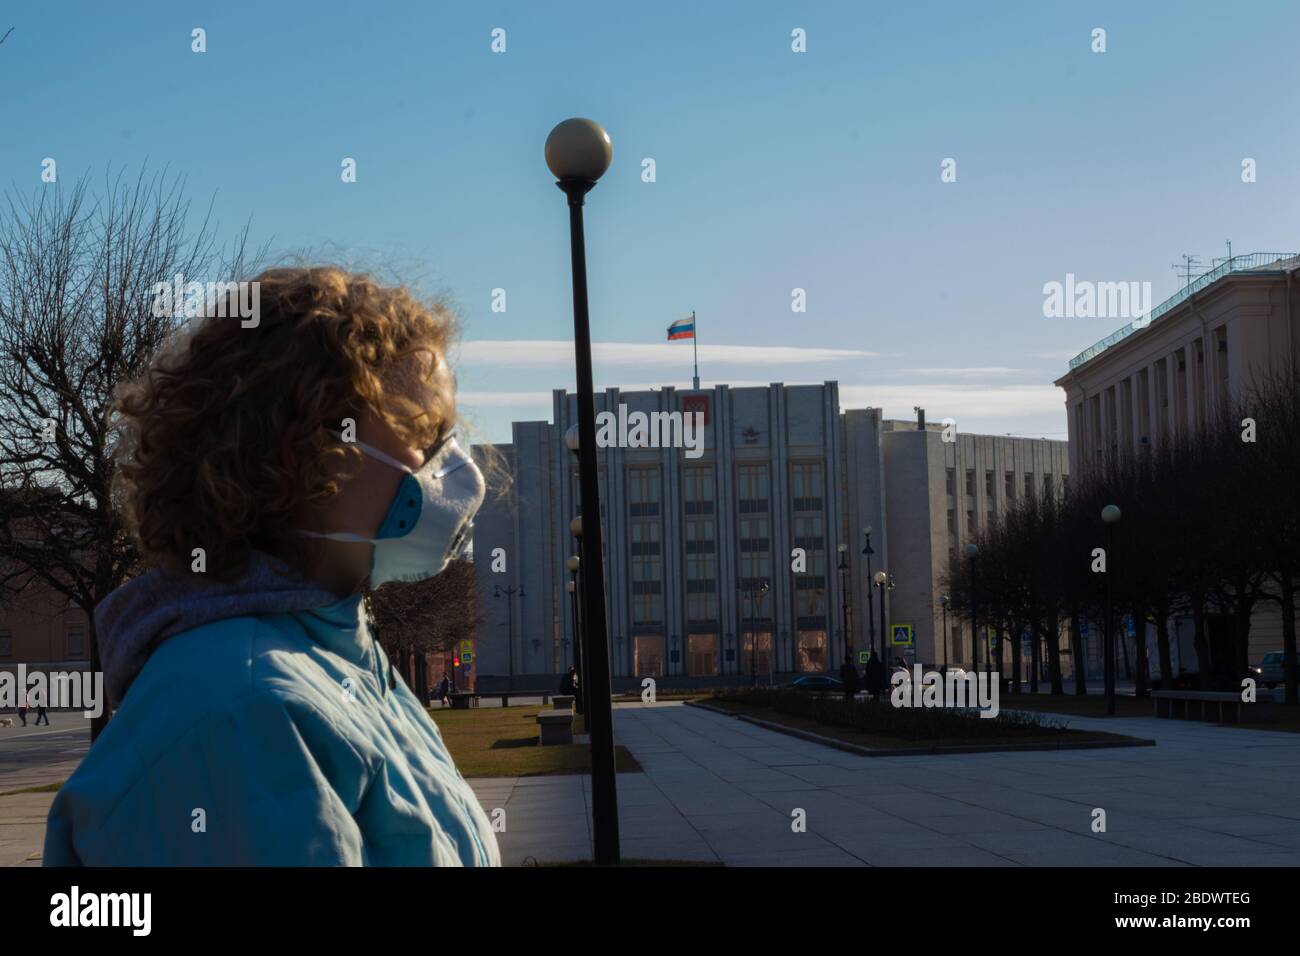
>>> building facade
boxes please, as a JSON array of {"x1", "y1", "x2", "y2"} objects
[
  {"x1": 471, "y1": 382, "x2": 1068, "y2": 689},
  {"x1": 880, "y1": 419, "x2": 1072, "y2": 673},
  {"x1": 1055, "y1": 252, "x2": 1300, "y2": 670},
  {"x1": 0, "y1": 580, "x2": 92, "y2": 693}
]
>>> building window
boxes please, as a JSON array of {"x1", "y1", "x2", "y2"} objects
[
  {"x1": 739, "y1": 632, "x2": 773, "y2": 676},
  {"x1": 796, "y1": 630, "x2": 827, "y2": 672},
  {"x1": 793, "y1": 515, "x2": 826, "y2": 616},
  {"x1": 634, "y1": 635, "x2": 665, "y2": 677},
  {"x1": 791, "y1": 463, "x2": 826, "y2": 618},
  {"x1": 947, "y1": 508, "x2": 957, "y2": 536},
  {"x1": 682, "y1": 466, "x2": 715, "y2": 514},
  {"x1": 687, "y1": 633, "x2": 718, "y2": 676},
  {"x1": 1044, "y1": 474, "x2": 1054, "y2": 498},
  {"x1": 683, "y1": 465, "x2": 718, "y2": 624},
  {"x1": 1005, "y1": 471, "x2": 1014, "y2": 500},
  {"x1": 946, "y1": 468, "x2": 955, "y2": 496},
  {"x1": 628, "y1": 467, "x2": 663, "y2": 626},
  {"x1": 790, "y1": 461, "x2": 824, "y2": 512},
  {"x1": 1024, "y1": 473, "x2": 1034, "y2": 498},
  {"x1": 984, "y1": 470, "x2": 994, "y2": 499},
  {"x1": 66, "y1": 623, "x2": 86, "y2": 657},
  {"x1": 965, "y1": 469, "x2": 975, "y2": 497},
  {"x1": 737, "y1": 463, "x2": 769, "y2": 512}
]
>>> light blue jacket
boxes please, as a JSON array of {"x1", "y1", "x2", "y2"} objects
[{"x1": 44, "y1": 559, "x2": 498, "y2": 867}]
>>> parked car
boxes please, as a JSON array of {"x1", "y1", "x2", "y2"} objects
[
  {"x1": 788, "y1": 675, "x2": 843, "y2": 691},
  {"x1": 1259, "y1": 652, "x2": 1297, "y2": 689}
]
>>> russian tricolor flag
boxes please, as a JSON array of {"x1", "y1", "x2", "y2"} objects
[{"x1": 667, "y1": 317, "x2": 695, "y2": 340}]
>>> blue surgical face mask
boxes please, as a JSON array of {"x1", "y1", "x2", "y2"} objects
[{"x1": 303, "y1": 434, "x2": 485, "y2": 587}]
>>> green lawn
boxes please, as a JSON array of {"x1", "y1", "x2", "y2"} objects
[
  {"x1": 429, "y1": 705, "x2": 642, "y2": 777},
  {"x1": 0, "y1": 781, "x2": 63, "y2": 797}
]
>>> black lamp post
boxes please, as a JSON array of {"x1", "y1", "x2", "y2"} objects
[
  {"x1": 547, "y1": 117, "x2": 619, "y2": 865},
  {"x1": 1102, "y1": 504, "x2": 1121, "y2": 717},
  {"x1": 566, "y1": 554, "x2": 584, "y2": 713},
  {"x1": 837, "y1": 543, "x2": 852, "y2": 663},
  {"x1": 873, "y1": 570, "x2": 888, "y2": 665},
  {"x1": 964, "y1": 542, "x2": 979, "y2": 671},
  {"x1": 862, "y1": 526, "x2": 875, "y2": 661},
  {"x1": 493, "y1": 583, "x2": 524, "y2": 690},
  {"x1": 940, "y1": 593, "x2": 950, "y2": 674}
]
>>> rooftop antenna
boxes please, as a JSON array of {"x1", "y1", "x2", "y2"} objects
[
  {"x1": 1209, "y1": 240, "x2": 1235, "y2": 272},
  {"x1": 1171, "y1": 254, "x2": 1202, "y2": 292}
]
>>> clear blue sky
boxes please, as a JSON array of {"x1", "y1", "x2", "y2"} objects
[{"x1": 4, "y1": 0, "x2": 1298, "y2": 444}]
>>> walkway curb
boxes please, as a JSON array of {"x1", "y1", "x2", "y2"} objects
[{"x1": 684, "y1": 700, "x2": 1157, "y2": 757}]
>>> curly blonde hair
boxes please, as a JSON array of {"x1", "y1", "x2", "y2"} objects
[{"x1": 112, "y1": 266, "x2": 457, "y2": 577}]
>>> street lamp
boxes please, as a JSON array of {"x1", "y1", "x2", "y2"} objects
[
  {"x1": 837, "y1": 543, "x2": 852, "y2": 663},
  {"x1": 493, "y1": 583, "x2": 525, "y2": 690},
  {"x1": 547, "y1": 116, "x2": 619, "y2": 865},
  {"x1": 862, "y1": 526, "x2": 875, "y2": 660},
  {"x1": 940, "y1": 593, "x2": 950, "y2": 674},
  {"x1": 963, "y1": 542, "x2": 979, "y2": 671},
  {"x1": 565, "y1": 554, "x2": 584, "y2": 713},
  {"x1": 873, "y1": 570, "x2": 888, "y2": 666},
  {"x1": 1102, "y1": 504, "x2": 1122, "y2": 717}
]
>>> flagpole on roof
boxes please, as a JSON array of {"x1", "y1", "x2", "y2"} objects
[{"x1": 691, "y1": 309, "x2": 699, "y2": 390}]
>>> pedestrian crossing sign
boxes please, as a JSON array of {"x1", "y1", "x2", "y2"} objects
[
  {"x1": 858, "y1": 651, "x2": 869, "y2": 664},
  {"x1": 891, "y1": 624, "x2": 914, "y2": 646}
]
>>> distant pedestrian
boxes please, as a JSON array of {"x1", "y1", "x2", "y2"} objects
[
  {"x1": 35, "y1": 699, "x2": 49, "y2": 726},
  {"x1": 559, "y1": 666, "x2": 576, "y2": 697},
  {"x1": 839, "y1": 660, "x2": 860, "y2": 702},
  {"x1": 438, "y1": 674, "x2": 451, "y2": 707},
  {"x1": 17, "y1": 690, "x2": 29, "y2": 726},
  {"x1": 864, "y1": 652, "x2": 887, "y2": 697}
]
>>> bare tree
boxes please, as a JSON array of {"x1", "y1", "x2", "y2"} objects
[
  {"x1": 368, "y1": 559, "x2": 484, "y2": 701},
  {"x1": 0, "y1": 169, "x2": 258, "y2": 738}
]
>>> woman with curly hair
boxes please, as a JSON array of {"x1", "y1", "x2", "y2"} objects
[{"x1": 44, "y1": 266, "x2": 499, "y2": 866}]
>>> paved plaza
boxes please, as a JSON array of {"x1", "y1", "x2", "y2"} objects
[
  {"x1": 477, "y1": 700, "x2": 1300, "y2": 867},
  {"x1": 5, "y1": 702, "x2": 1300, "y2": 866}
]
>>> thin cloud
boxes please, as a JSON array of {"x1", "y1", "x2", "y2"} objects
[
  {"x1": 459, "y1": 380, "x2": 1067, "y2": 424},
  {"x1": 455, "y1": 339, "x2": 876, "y2": 368},
  {"x1": 896, "y1": 367, "x2": 1028, "y2": 378}
]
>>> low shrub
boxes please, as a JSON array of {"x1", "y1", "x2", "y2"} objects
[{"x1": 711, "y1": 687, "x2": 1068, "y2": 740}]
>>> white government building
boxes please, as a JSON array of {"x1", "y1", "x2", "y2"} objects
[{"x1": 470, "y1": 382, "x2": 1067, "y2": 690}]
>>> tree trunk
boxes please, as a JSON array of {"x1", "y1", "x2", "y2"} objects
[
  {"x1": 1119, "y1": 621, "x2": 1132, "y2": 681},
  {"x1": 1132, "y1": 607, "x2": 1149, "y2": 699},
  {"x1": 1233, "y1": 582, "x2": 1252, "y2": 685},
  {"x1": 1010, "y1": 619, "x2": 1022, "y2": 694},
  {"x1": 1030, "y1": 619, "x2": 1041, "y2": 694},
  {"x1": 997, "y1": 623, "x2": 1007, "y2": 684},
  {"x1": 1046, "y1": 610, "x2": 1064, "y2": 695},
  {"x1": 1070, "y1": 609, "x2": 1087, "y2": 695},
  {"x1": 1193, "y1": 601, "x2": 1212, "y2": 689},
  {"x1": 87, "y1": 611, "x2": 110, "y2": 741},
  {"x1": 415, "y1": 650, "x2": 429, "y2": 702},
  {"x1": 1281, "y1": 574, "x2": 1298, "y2": 706},
  {"x1": 1156, "y1": 611, "x2": 1174, "y2": 690}
]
